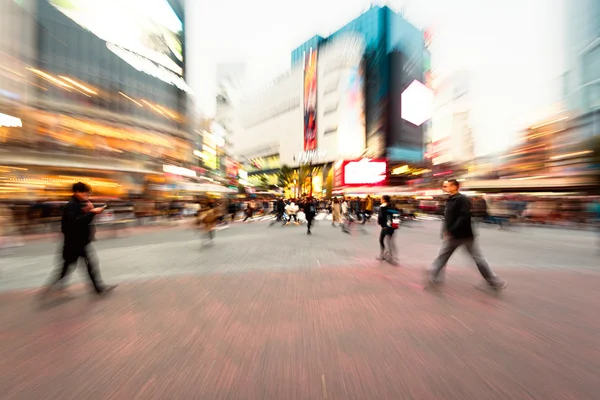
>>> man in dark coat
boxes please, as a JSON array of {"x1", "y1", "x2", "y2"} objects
[
  {"x1": 304, "y1": 196, "x2": 317, "y2": 235},
  {"x1": 41, "y1": 182, "x2": 116, "y2": 298},
  {"x1": 428, "y1": 179, "x2": 507, "y2": 290}
]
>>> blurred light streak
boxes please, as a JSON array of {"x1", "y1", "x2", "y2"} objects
[
  {"x1": 27, "y1": 68, "x2": 72, "y2": 90},
  {"x1": 141, "y1": 99, "x2": 166, "y2": 116},
  {"x1": 510, "y1": 175, "x2": 549, "y2": 181},
  {"x1": 58, "y1": 76, "x2": 98, "y2": 94},
  {"x1": 530, "y1": 117, "x2": 568, "y2": 129},
  {"x1": 549, "y1": 150, "x2": 593, "y2": 160},
  {"x1": 119, "y1": 91, "x2": 143, "y2": 107},
  {"x1": 155, "y1": 104, "x2": 178, "y2": 119}
]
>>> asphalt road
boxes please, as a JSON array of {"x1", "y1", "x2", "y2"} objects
[
  {"x1": 0, "y1": 219, "x2": 597, "y2": 292},
  {"x1": 1, "y1": 220, "x2": 599, "y2": 399}
]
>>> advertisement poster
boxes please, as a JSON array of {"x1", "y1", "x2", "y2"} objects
[{"x1": 303, "y1": 49, "x2": 318, "y2": 151}]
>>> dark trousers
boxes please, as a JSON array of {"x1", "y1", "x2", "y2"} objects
[
  {"x1": 306, "y1": 216, "x2": 314, "y2": 232},
  {"x1": 379, "y1": 227, "x2": 396, "y2": 254},
  {"x1": 362, "y1": 211, "x2": 372, "y2": 224},
  {"x1": 52, "y1": 243, "x2": 103, "y2": 293},
  {"x1": 430, "y1": 237, "x2": 495, "y2": 283}
]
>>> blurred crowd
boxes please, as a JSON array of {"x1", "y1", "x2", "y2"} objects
[{"x1": 1, "y1": 193, "x2": 599, "y2": 249}]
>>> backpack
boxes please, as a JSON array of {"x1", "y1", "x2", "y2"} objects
[{"x1": 386, "y1": 209, "x2": 401, "y2": 229}]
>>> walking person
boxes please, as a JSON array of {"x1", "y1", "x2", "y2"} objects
[
  {"x1": 362, "y1": 195, "x2": 373, "y2": 224},
  {"x1": 331, "y1": 197, "x2": 341, "y2": 227},
  {"x1": 341, "y1": 198, "x2": 353, "y2": 233},
  {"x1": 427, "y1": 179, "x2": 507, "y2": 290},
  {"x1": 285, "y1": 199, "x2": 299, "y2": 225},
  {"x1": 39, "y1": 182, "x2": 116, "y2": 300},
  {"x1": 304, "y1": 196, "x2": 317, "y2": 235},
  {"x1": 377, "y1": 195, "x2": 400, "y2": 264}
]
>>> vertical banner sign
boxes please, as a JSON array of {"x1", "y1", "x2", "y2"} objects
[{"x1": 303, "y1": 48, "x2": 318, "y2": 151}]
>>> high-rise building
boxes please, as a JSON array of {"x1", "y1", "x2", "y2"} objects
[
  {"x1": 564, "y1": 0, "x2": 600, "y2": 115},
  {"x1": 291, "y1": 5, "x2": 430, "y2": 164},
  {"x1": 0, "y1": 0, "x2": 194, "y2": 198}
]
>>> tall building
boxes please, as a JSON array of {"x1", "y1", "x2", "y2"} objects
[
  {"x1": 213, "y1": 63, "x2": 245, "y2": 176},
  {"x1": 236, "y1": 33, "x2": 366, "y2": 196},
  {"x1": 429, "y1": 70, "x2": 474, "y2": 167},
  {"x1": 564, "y1": 0, "x2": 600, "y2": 115},
  {"x1": 291, "y1": 5, "x2": 431, "y2": 164},
  {"x1": 0, "y1": 0, "x2": 194, "y2": 198}
]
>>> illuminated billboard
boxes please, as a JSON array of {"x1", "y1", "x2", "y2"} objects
[
  {"x1": 49, "y1": 0, "x2": 183, "y2": 76},
  {"x1": 334, "y1": 159, "x2": 387, "y2": 187},
  {"x1": 337, "y1": 63, "x2": 366, "y2": 157},
  {"x1": 303, "y1": 48, "x2": 318, "y2": 151}
]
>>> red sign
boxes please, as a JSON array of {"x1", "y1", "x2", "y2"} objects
[{"x1": 334, "y1": 159, "x2": 387, "y2": 187}]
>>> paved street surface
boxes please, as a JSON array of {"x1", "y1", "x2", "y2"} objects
[{"x1": 1, "y1": 220, "x2": 599, "y2": 399}]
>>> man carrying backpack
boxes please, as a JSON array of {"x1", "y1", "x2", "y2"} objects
[{"x1": 377, "y1": 195, "x2": 400, "y2": 264}]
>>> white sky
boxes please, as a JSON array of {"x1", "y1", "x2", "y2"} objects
[{"x1": 185, "y1": 0, "x2": 566, "y2": 156}]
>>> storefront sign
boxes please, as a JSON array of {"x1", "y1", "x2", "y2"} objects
[{"x1": 297, "y1": 149, "x2": 327, "y2": 164}]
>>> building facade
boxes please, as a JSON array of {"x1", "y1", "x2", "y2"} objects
[
  {"x1": 0, "y1": 0, "x2": 193, "y2": 198},
  {"x1": 236, "y1": 34, "x2": 367, "y2": 195},
  {"x1": 292, "y1": 6, "x2": 430, "y2": 164},
  {"x1": 564, "y1": 0, "x2": 600, "y2": 115}
]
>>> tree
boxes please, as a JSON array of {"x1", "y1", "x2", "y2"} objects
[
  {"x1": 259, "y1": 174, "x2": 269, "y2": 189},
  {"x1": 277, "y1": 165, "x2": 296, "y2": 189}
]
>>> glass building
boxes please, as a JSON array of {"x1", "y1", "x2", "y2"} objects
[
  {"x1": 32, "y1": 0, "x2": 188, "y2": 132},
  {"x1": 564, "y1": 0, "x2": 600, "y2": 115},
  {"x1": 0, "y1": 0, "x2": 193, "y2": 198},
  {"x1": 291, "y1": 6, "x2": 429, "y2": 164}
]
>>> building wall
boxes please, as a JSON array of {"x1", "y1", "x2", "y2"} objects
[
  {"x1": 33, "y1": 0, "x2": 188, "y2": 133},
  {"x1": 291, "y1": 6, "x2": 427, "y2": 163},
  {"x1": 0, "y1": 0, "x2": 37, "y2": 106},
  {"x1": 564, "y1": 0, "x2": 600, "y2": 115},
  {"x1": 237, "y1": 35, "x2": 366, "y2": 168}
]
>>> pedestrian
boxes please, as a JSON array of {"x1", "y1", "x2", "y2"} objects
[
  {"x1": 341, "y1": 198, "x2": 352, "y2": 233},
  {"x1": 197, "y1": 202, "x2": 222, "y2": 245},
  {"x1": 40, "y1": 182, "x2": 116, "y2": 299},
  {"x1": 363, "y1": 195, "x2": 373, "y2": 224},
  {"x1": 304, "y1": 196, "x2": 317, "y2": 235},
  {"x1": 427, "y1": 179, "x2": 507, "y2": 290},
  {"x1": 331, "y1": 197, "x2": 341, "y2": 227},
  {"x1": 285, "y1": 199, "x2": 299, "y2": 225},
  {"x1": 376, "y1": 195, "x2": 400, "y2": 264}
]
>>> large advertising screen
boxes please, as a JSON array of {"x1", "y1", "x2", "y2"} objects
[
  {"x1": 49, "y1": 0, "x2": 184, "y2": 76},
  {"x1": 334, "y1": 159, "x2": 387, "y2": 187},
  {"x1": 303, "y1": 48, "x2": 318, "y2": 151}
]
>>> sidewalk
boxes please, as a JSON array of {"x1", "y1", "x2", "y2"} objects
[{"x1": 1, "y1": 264, "x2": 599, "y2": 399}]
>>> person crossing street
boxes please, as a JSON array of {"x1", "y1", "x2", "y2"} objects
[{"x1": 427, "y1": 179, "x2": 507, "y2": 290}]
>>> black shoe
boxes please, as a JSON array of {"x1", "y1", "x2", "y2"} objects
[{"x1": 307, "y1": 231, "x2": 312, "y2": 235}]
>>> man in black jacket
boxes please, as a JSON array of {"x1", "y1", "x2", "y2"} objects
[
  {"x1": 428, "y1": 179, "x2": 506, "y2": 289},
  {"x1": 41, "y1": 182, "x2": 116, "y2": 298},
  {"x1": 304, "y1": 196, "x2": 317, "y2": 235}
]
